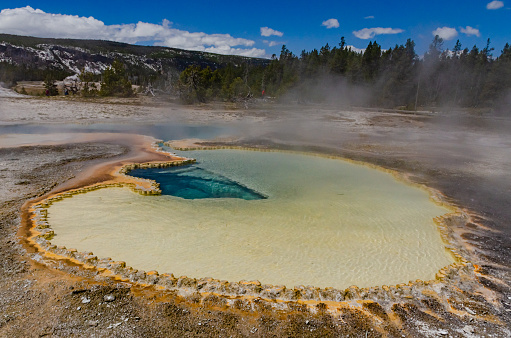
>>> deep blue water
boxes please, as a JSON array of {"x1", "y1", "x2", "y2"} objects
[{"x1": 129, "y1": 165, "x2": 266, "y2": 200}]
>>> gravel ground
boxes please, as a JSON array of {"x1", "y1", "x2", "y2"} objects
[{"x1": 1, "y1": 92, "x2": 510, "y2": 337}]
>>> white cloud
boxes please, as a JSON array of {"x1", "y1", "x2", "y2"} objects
[
  {"x1": 432, "y1": 27, "x2": 458, "y2": 40},
  {"x1": 364, "y1": 16, "x2": 375, "y2": 19},
  {"x1": 486, "y1": 1, "x2": 504, "y2": 9},
  {"x1": 204, "y1": 46, "x2": 265, "y2": 57},
  {"x1": 0, "y1": 6, "x2": 266, "y2": 57},
  {"x1": 260, "y1": 27, "x2": 283, "y2": 37},
  {"x1": 353, "y1": 27, "x2": 404, "y2": 39},
  {"x1": 322, "y1": 18, "x2": 339, "y2": 29},
  {"x1": 263, "y1": 40, "x2": 280, "y2": 47},
  {"x1": 460, "y1": 26, "x2": 481, "y2": 37}
]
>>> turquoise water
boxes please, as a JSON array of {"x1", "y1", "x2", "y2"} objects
[
  {"x1": 129, "y1": 166, "x2": 266, "y2": 200},
  {"x1": 47, "y1": 149, "x2": 454, "y2": 289}
]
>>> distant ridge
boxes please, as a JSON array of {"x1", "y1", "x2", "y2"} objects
[{"x1": 0, "y1": 33, "x2": 269, "y2": 84}]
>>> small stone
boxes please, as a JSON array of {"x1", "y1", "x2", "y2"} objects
[
  {"x1": 107, "y1": 322, "x2": 122, "y2": 329},
  {"x1": 464, "y1": 307, "x2": 475, "y2": 315},
  {"x1": 462, "y1": 325, "x2": 474, "y2": 334},
  {"x1": 438, "y1": 329, "x2": 448, "y2": 335},
  {"x1": 77, "y1": 306, "x2": 81, "y2": 311},
  {"x1": 81, "y1": 297, "x2": 91, "y2": 304},
  {"x1": 103, "y1": 294, "x2": 115, "y2": 302},
  {"x1": 88, "y1": 320, "x2": 99, "y2": 327}
]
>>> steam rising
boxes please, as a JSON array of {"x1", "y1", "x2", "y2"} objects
[{"x1": 278, "y1": 75, "x2": 372, "y2": 107}]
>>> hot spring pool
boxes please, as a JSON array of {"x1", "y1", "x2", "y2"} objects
[{"x1": 46, "y1": 149, "x2": 454, "y2": 289}]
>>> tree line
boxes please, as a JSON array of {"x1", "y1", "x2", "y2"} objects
[
  {"x1": 177, "y1": 36, "x2": 511, "y2": 112},
  {"x1": 2, "y1": 34, "x2": 510, "y2": 111},
  {"x1": 39, "y1": 60, "x2": 134, "y2": 97}
]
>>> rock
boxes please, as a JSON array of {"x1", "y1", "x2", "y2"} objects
[
  {"x1": 438, "y1": 329, "x2": 448, "y2": 335},
  {"x1": 81, "y1": 296, "x2": 91, "y2": 304},
  {"x1": 462, "y1": 325, "x2": 474, "y2": 334},
  {"x1": 464, "y1": 306, "x2": 476, "y2": 315},
  {"x1": 107, "y1": 322, "x2": 122, "y2": 329},
  {"x1": 103, "y1": 294, "x2": 115, "y2": 302},
  {"x1": 88, "y1": 320, "x2": 99, "y2": 327}
]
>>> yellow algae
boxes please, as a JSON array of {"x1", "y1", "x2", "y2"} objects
[{"x1": 45, "y1": 149, "x2": 454, "y2": 290}]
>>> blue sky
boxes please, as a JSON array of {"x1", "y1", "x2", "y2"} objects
[{"x1": 0, "y1": 1, "x2": 509, "y2": 58}]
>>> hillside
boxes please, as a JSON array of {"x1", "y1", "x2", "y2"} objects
[{"x1": 0, "y1": 34, "x2": 269, "y2": 86}]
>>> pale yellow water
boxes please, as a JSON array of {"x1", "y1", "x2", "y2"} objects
[{"x1": 47, "y1": 150, "x2": 454, "y2": 289}]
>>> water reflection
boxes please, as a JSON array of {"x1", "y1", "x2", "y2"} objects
[{"x1": 0, "y1": 123, "x2": 229, "y2": 140}]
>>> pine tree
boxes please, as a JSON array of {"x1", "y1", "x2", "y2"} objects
[
  {"x1": 99, "y1": 60, "x2": 134, "y2": 97},
  {"x1": 79, "y1": 70, "x2": 98, "y2": 97},
  {"x1": 43, "y1": 75, "x2": 58, "y2": 96}
]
